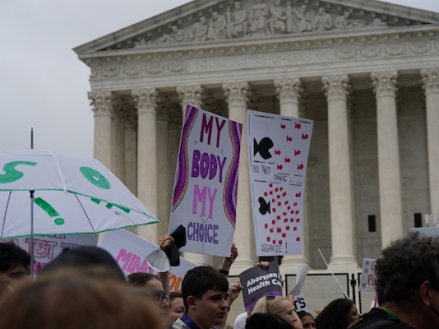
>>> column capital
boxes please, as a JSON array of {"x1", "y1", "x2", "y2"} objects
[
  {"x1": 88, "y1": 90, "x2": 113, "y2": 116},
  {"x1": 223, "y1": 81, "x2": 250, "y2": 106},
  {"x1": 421, "y1": 68, "x2": 439, "y2": 94},
  {"x1": 132, "y1": 88, "x2": 160, "y2": 114},
  {"x1": 274, "y1": 78, "x2": 302, "y2": 102},
  {"x1": 371, "y1": 71, "x2": 398, "y2": 97},
  {"x1": 177, "y1": 85, "x2": 204, "y2": 110},
  {"x1": 322, "y1": 75, "x2": 350, "y2": 101}
]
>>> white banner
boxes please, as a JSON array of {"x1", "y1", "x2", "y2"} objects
[
  {"x1": 1, "y1": 234, "x2": 98, "y2": 271},
  {"x1": 99, "y1": 229, "x2": 159, "y2": 275}
]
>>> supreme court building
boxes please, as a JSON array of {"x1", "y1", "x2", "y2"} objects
[{"x1": 75, "y1": 0, "x2": 439, "y2": 275}]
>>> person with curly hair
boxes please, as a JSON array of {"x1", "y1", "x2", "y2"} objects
[{"x1": 352, "y1": 232, "x2": 439, "y2": 329}]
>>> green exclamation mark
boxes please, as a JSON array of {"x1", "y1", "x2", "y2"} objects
[{"x1": 33, "y1": 197, "x2": 65, "y2": 225}]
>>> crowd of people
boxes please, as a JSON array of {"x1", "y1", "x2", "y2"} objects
[{"x1": 0, "y1": 232, "x2": 438, "y2": 329}]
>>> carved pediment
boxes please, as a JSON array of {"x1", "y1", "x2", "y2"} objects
[{"x1": 75, "y1": 0, "x2": 439, "y2": 55}]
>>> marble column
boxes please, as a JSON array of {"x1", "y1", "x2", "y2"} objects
[
  {"x1": 111, "y1": 99, "x2": 127, "y2": 181},
  {"x1": 421, "y1": 68, "x2": 439, "y2": 217},
  {"x1": 275, "y1": 78, "x2": 302, "y2": 118},
  {"x1": 177, "y1": 85, "x2": 204, "y2": 112},
  {"x1": 132, "y1": 89, "x2": 160, "y2": 244},
  {"x1": 223, "y1": 81, "x2": 255, "y2": 274},
  {"x1": 177, "y1": 85, "x2": 205, "y2": 265},
  {"x1": 371, "y1": 71, "x2": 403, "y2": 247},
  {"x1": 157, "y1": 105, "x2": 171, "y2": 236},
  {"x1": 88, "y1": 91, "x2": 113, "y2": 169},
  {"x1": 322, "y1": 75, "x2": 357, "y2": 271},
  {"x1": 124, "y1": 108, "x2": 137, "y2": 195},
  {"x1": 275, "y1": 78, "x2": 308, "y2": 270},
  {"x1": 123, "y1": 108, "x2": 138, "y2": 235}
]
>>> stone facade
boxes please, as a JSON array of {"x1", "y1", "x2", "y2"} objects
[{"x1": 75, "y1": 0, "x2": 439, "y2": 274}]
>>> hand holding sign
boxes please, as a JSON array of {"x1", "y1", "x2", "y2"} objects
[{"x1": 239, "y1": 261, "x2": 283, "y2": 312}]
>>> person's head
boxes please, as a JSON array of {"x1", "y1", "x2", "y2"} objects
[
  {"x1": 0, "y1": 270, "x2": 161, "y2": 329},
  {"x1": 168, "y1": 291, "x2": 184, "y2": 323},
  {"x1": 315, "y1": 298, "x2": 358, "y2": 329},
  {"x1": 39, "y1": 246, "x2": 125, "y2": 281},
  {"x1": 0, "y1": 243, "x2": 30, "y2": 289},
  {"x1": 252, "y1": 296, "x2": 302, "y2": 329},
  {"x1": 181, "y1": 266, "x2": 229, "y2": 329},
  {"x1": 246, "y1": 313, "x2": 293, "y2": 329},
  {"x1": 375, "y1": 232, "x2": 439, "y2": 305},
  {"x1": 297, "y1": 311, "x2": 316, "y2": 329},
  {"x1": 128, "y1": 272, "x2": 169, "y2": 312},
  {"x1": 374, "y1": 233, "x2": 439, "y2": 328}
]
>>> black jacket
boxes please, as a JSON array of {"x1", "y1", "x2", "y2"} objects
[{"x1": 351, "y1": 308, "x2": 414, "y2": 329}]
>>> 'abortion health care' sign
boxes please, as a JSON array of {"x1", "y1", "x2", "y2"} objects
[
  {"x1": 169, "y1": 105, "x2": 242, "y2": 257},
  {"x1": 247, "y1": 110, "x2": 313, "y2": 256},
  {"x1": 239, "y1": 261, "x2": 283, "y2": 312}
]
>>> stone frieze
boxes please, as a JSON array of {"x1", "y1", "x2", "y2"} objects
[
  {"x1": 89, "y1": 38, "x2": 439, "y2": 80},
  {"x1": 99, "y1": 0, "x2": 431, "y2": 51}
]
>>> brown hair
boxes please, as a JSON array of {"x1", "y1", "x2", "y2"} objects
[
  {"x1": 0, "y1": 269, "x2": 161, "y2": 329},
  {"x1": 127, "y1": 272, "x2": 161, "y2": 286}
]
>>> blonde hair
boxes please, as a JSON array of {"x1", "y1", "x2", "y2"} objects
[{"x1": 251, "y1": 295, "x2": 291, "y2": 317}]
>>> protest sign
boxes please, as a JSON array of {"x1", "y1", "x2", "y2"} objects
[
  {"x1": 169, "y1": 105, "x2": 242, "y2": 257},
  {"x1": 1, "y1": 234, "x2": 98, "y2": 272},
  {"x1": 99, "y1": 229, "x2": 158, "y2": 275},
  {"x1": 293, "y1": 294, "x2": 307, "y2": 312},
  {"x1": 239, "y1": 261, "x2": 283, "y2": 312},
  {"x1": 168, "y1": 257, "x2": 197, "y2": 292},
  {"x1": 247, "y1": 110, "x2": 313, "y2": 256},
  {"x1": 289, "y1": 264, "x2": 309, "y2": 312},
  {"x1": 359, "y1": 258, "x2": 376, "y2": 292},
  {"x1": 409, "y1": 227, "x2": 439, "y2": 237}
]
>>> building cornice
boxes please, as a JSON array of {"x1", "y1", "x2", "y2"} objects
[{"x1": 80, "y1": 24, "x2": 439, "y2": 65}]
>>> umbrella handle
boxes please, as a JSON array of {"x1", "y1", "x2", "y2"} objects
[{"x1": 30, "y1": 190, "x2": 35, "y2": 277}]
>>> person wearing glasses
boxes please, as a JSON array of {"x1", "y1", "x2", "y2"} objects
[
  {"x1": 128, "y1": 272, "x2": 170, "y2": 318},
  {"x1": 352, "y1": 232, "x2": 439, "y2": 329}
]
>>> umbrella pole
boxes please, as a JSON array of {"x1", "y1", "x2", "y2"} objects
[{"x1": 30, "y1": 190, "x2": 35, "y2": 277}]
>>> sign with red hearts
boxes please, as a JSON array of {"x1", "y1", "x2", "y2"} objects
[{"x1": 247, "y1": 110, "x2": 313, "y2": 256}]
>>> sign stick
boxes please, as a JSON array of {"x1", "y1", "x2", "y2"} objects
[{"x1": 317, "y1": 248, "x2": 349, "y2": 299}]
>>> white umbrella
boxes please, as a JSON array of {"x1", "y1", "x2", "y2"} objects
[{"x1": 0, "y1": 150, "x2": 158, "y2": 238}]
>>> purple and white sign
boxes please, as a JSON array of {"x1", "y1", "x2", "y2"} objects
[{"x1": 169, "y1": 105, "x2": 242, "y2": 257}]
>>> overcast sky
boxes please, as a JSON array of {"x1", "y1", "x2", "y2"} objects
[{"x1": 1, "y1": 0, "x2": 438, "y2": 158}]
